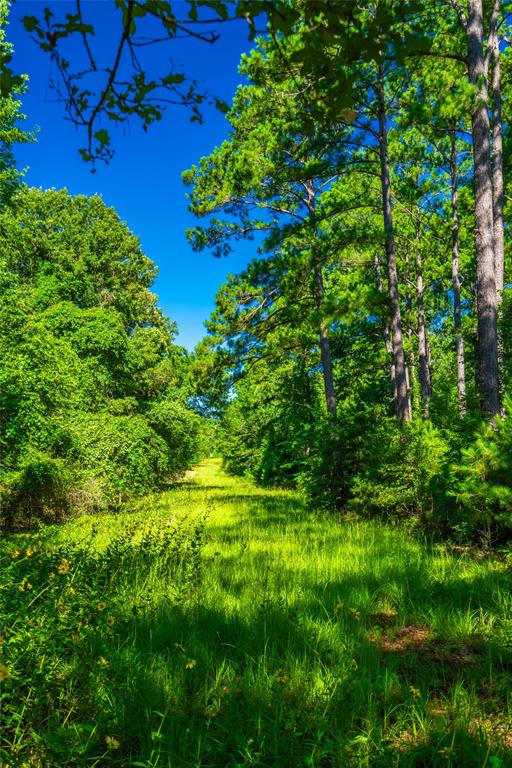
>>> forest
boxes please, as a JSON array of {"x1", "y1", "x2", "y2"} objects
[{"x1": 2, "y1": 0, "x2": 512, "y2": 766}]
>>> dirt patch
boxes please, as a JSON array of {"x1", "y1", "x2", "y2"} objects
[
  {"x1": 368, "y1": 623, "x2": 482, "y2": 664},
  {"x1": 370, "y1": 610, "x2": 399, "y2": 628}
]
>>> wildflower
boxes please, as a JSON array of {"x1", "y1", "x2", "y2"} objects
[
  {"x1": 349, "y1": 608, "x2": 361, "y2": 620},
  {"x1": 68, "y1": 587, "x2": 76, "y2": 596},
  {"x1": 25, "y1": 547, "x2": 34, "y2": 557},
  {"x1": 0, "y1": 663, "x2": 11, "y2": 681},
  {"x1": 105, "y1": 736, "x2": 120, "y2": 750},
  {"x1": 10, "y1": 549, "x2": 20, "y2": 559},
  {"x1": 106, "y1": 615, "x2": 115, "y2": 626},
  {"x1": 58, "y1": 559, "x2": 69, "y2": 575},
  {"x1": 185, "y1": 659, "x2": 196, "y2": 670},
  {"x1": 96, "y1": 602, "x2": 107, "y2": 612},
  {"x1": 19, "y1": 578, "x2": 32, "y2": 592},
  {"x1": 98, "y1": 657, "x2": 109, "y2": 668},
  {"x1": 48, "y1": 572, "x2": 55, "y2": 581},
  {"x1": 410, "y1": 686, "x2": 421, "y2": 700},
  {"x1": 334, "y1": 602, "x2": 344, "y2": 614}
]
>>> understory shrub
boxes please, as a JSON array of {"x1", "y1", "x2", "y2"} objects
[
  {"x1": 453, "y1": 396, "x2": 512, "y2": 542},
  {"x1": 71, "y1": 413, "x2": 170, "y2": 506},
  {"x1": 349, "y1": 417, "x2": 449, "y2": 523},
  {"x1": 146, "y1": 398, "x2": 202, "y2": 476},
  {"x1": 0, "y1": 449, "x2": 73, "y2": 529}
]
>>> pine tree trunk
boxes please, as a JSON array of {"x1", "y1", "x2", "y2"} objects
[
  {"x1": 376, "y1": 66, "x2": 411, "y2": 421},
  {"x1": 450, "y1": 132, "x2": 466, "y2": 418},
  {"x1": 491, "y1": 37, "x2": 505, "y2": 410},
  {"x1": 374, "y1": 253, "x2": 397, "y2": 404},
  {"x1": 466, "y1": 0, "x2": 499, "y2": 417},
  {"x1": 416, "y1": 248, "x2": 431, "y2": 416},
  {"x1": 492, "y1": 38, "x2": 504, "y2": 299},
  {"x1": 314, "y1": 266, "x2": 337, "y2": 416}
]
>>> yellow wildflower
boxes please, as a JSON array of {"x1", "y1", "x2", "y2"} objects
[
  {"x1": 185, "y1": 659, "x2": 196, "y2": 670},
  {"x1": 68, "y1": 587, "x2": 76, "y2": 596},
  {"x1": 106, "y1": 616, "x2": 115, "y2": 626},
  {"x1": 105, "y1": 736, "x2": 120, "y2": 750},
  {"x1": 410, "y1": 686, "x2": 421, "y2": 700},
  {"x1": 25, "y1": 547, "x2": 34, "y2": 557},
  {"x1": 58, "y1": 559, "x2": 69, "y2": 575},
  {"x1": 0, "y1": 663, "x2": 11, "y2": 681},
  {"x1": 98, "y1": 657, "x2": 109, "y2": 668},
  {"x1": 48, "y1": 572, "x2": 55, "y2": 581},
  {"x1": 96, "y1": 602, "x2": 107, "y2": 612},
  {"x1": 10, "y1": 549, "x2": 20, "y2": 559}
]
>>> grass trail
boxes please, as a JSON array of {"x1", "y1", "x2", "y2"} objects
[{"x1": 2, "y1": 460, "x2": 512, "y2": 767}]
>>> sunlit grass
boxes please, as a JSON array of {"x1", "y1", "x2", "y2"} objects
[{"x1": 1, "y1": 459, "x2": 512, "y2": 766}]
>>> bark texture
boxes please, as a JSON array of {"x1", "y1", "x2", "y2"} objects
[
  {"x1": 416, "y1": 248, "x2": 431, "y2": 416},
  {"x1": 374, "y1": 254, "x2": 397, "y2": 403},
  {"x1": 492, "y1": 37, "x2": 504, "y2": 298},
  {"x1": 450, "y1": 132, "x2": 466, "y2": 418},
  {"x1": 466, "y1": 0, "x2": 499, "y2": 417}
]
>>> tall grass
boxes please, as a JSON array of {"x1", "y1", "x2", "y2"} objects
[{"x1": 1, "y1": 460, "x2": 512, "y2": 767}]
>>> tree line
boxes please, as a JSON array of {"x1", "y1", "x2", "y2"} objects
[
  {"x1": 184, "y1": 0, "x2": 512, "y2": 541},
  {"x1": 2, "y1": 0, "x2": 512, "y2": 542}
]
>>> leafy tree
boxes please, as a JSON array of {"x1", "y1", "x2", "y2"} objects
[{"x1": 0, "y1": 187, "x2": 201, "y2": 524}]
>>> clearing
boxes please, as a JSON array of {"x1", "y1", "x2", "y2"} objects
[{"x1": 1, "y1": 459, "x2": 512, "y2": 767}]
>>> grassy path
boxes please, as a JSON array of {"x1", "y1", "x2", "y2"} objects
[{"x1": 2, "y1": 460, "x2": 512, "y2": 767}]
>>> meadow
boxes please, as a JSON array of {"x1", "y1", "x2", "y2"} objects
[{"x1": 1, "y1": 459, "x2": 512, "y2": 767}]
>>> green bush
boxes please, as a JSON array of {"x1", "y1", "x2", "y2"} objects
[
  {"x1": 453, "y1": 397, "x2": 512, "y2": 541},
  {"x1": 349, "y1": 417, "x2": 449, "y2": 523},
  {"x1": 0, "y1": 449, "x2": 73, "y2": 529},
  {"x1": 71, "y1": 413, "x2": 170, "y2": 506},
  {"x1": 145, "y1": 398, "x2": 201, "y2": 476}
]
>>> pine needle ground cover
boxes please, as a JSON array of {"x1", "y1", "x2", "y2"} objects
[{"x1": 1, "y1": 460, "x2": 512, "y2": 768}]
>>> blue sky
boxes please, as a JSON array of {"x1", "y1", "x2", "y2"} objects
[{"x1": 9, "y1": 1, "x2": 258, "y2": 349}]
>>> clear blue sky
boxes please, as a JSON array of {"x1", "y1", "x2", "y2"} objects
[{"x1": 9, "y1": 1, "x2": 257, "y2": 350}]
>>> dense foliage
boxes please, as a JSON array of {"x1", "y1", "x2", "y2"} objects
[
  {"x1": 184, "y1": 2, "x2": 512, "y2": 546},
  {"x1": 0, "y1": 187, "x2": 202, "y2": 525}
]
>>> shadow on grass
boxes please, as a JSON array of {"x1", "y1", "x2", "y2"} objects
[
  {"x1": 3, "y1": 480, "x2": 512, "y2": 768},
  {"x1": 98, "y1": 589, "x2": 512, "y2": 768}
]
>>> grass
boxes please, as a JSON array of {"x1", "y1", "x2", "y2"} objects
[{"x1": 1, "y1": 459, "x2": 512, "y2": 767}]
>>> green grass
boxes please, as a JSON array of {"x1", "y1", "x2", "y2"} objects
[{"x1": 1, "y1": 459, "x2": 512, "y2": 767}]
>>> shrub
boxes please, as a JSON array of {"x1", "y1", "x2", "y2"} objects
[
  {"x1": 453, "y1": 397, "x2": 512, "y2": 542},
  {"x1": 0, "y1": 449, "x2": 73, "y2": 529},
  {"x1": 349, "y1": 417, "x2": 449, "y2": 523},
  {"x1": 71, "y1": 413, "x2": 170, "y2": 506},
  {"x1": 146, "y1": 398, "x2": 201, "y2": 477}
]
